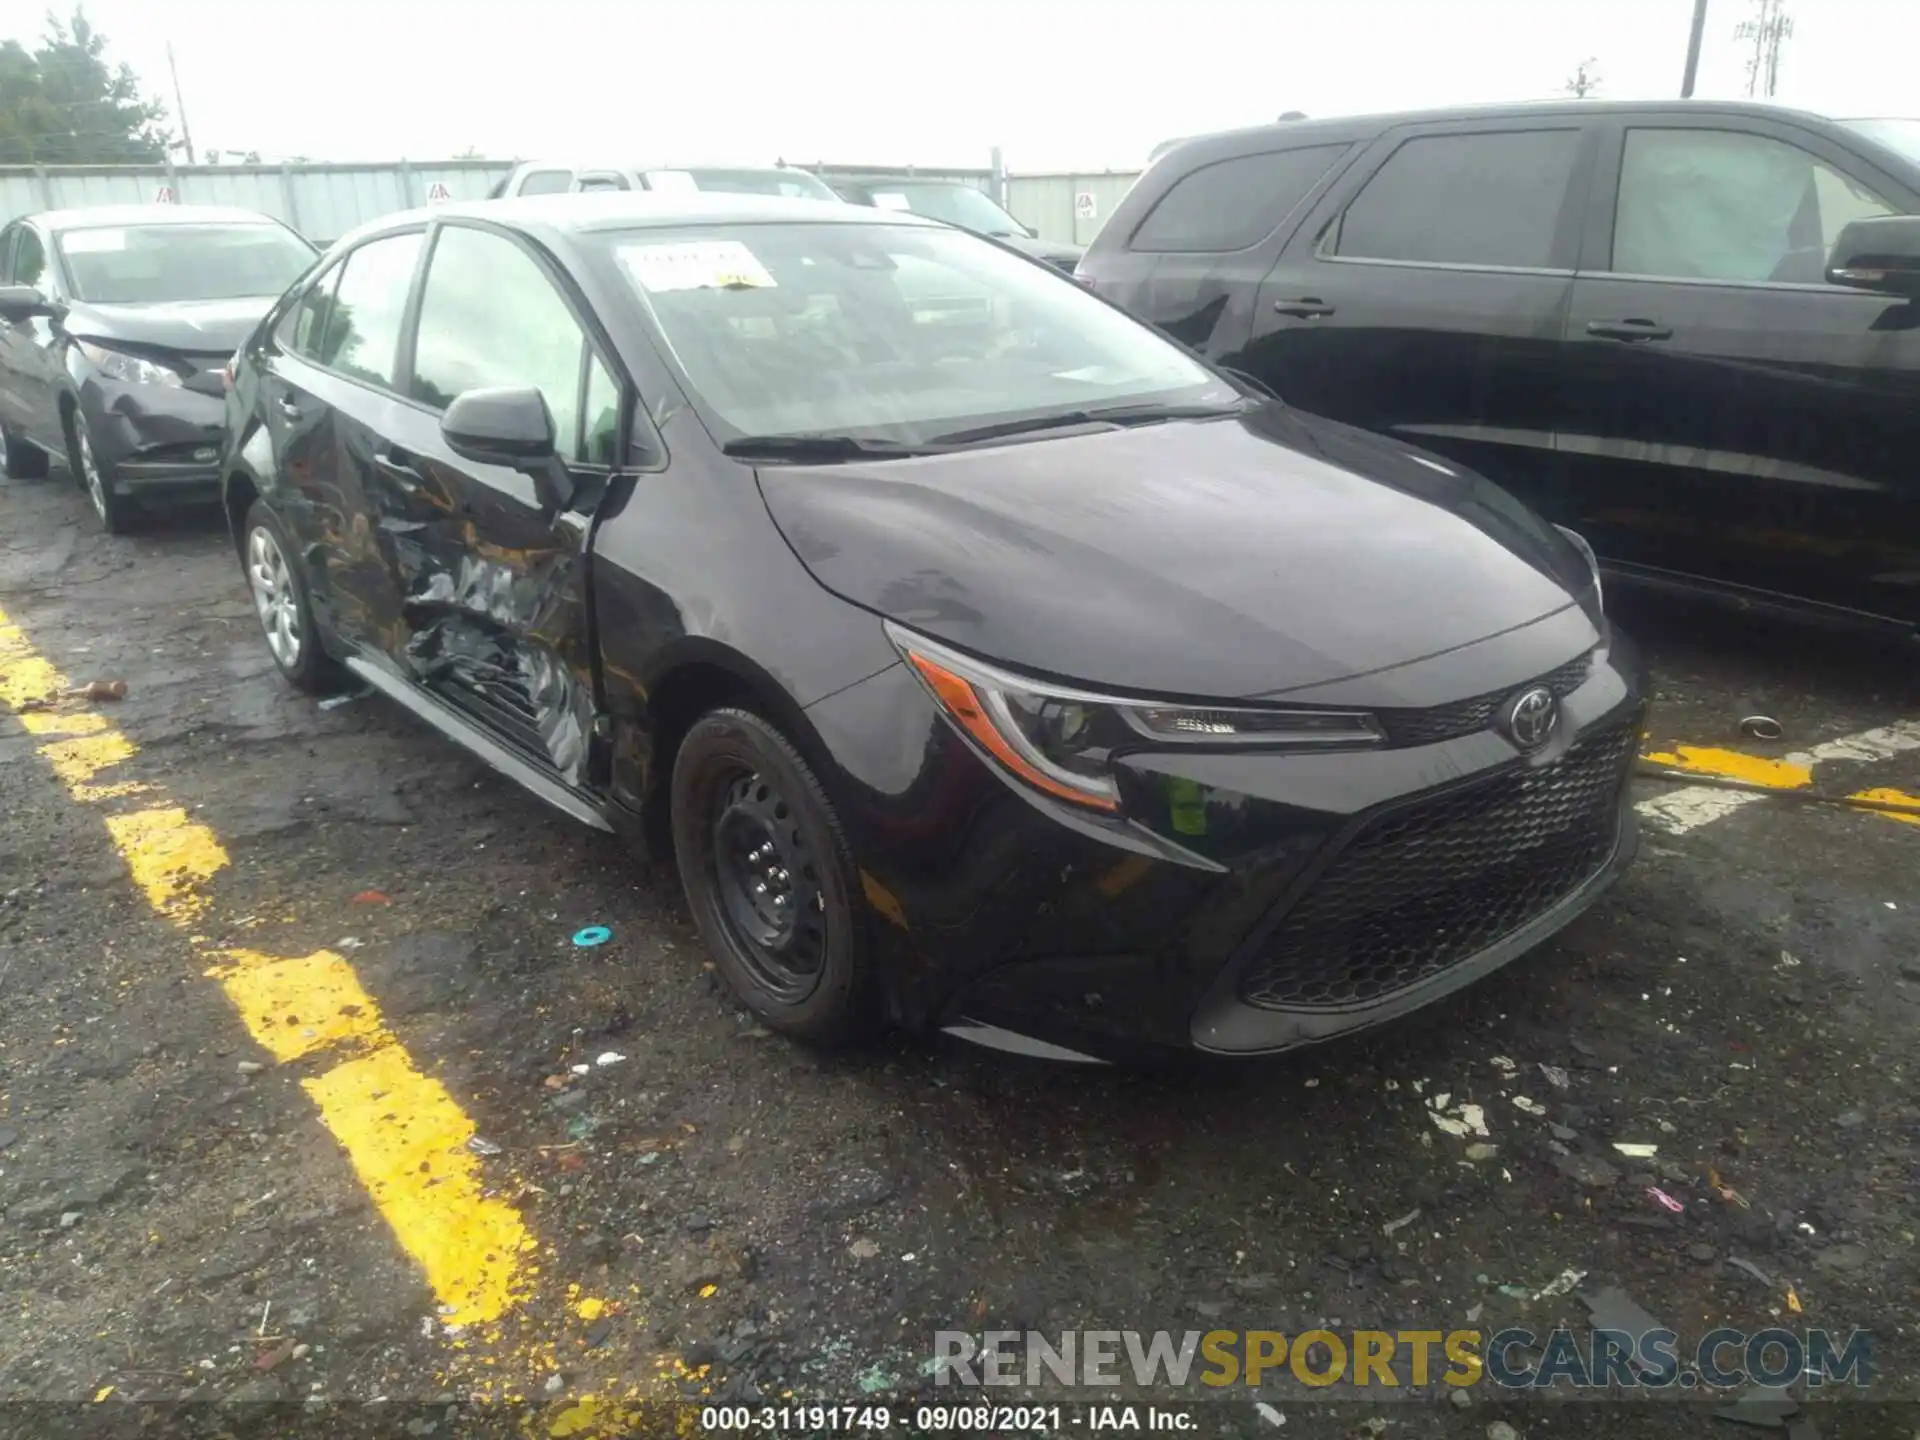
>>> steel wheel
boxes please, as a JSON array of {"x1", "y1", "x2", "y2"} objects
[
  {"x1": 247, "y1": 524, "x2": 303, "y2": 670},
  {"x1": 709, "y1": 766, "x2": 829, "y2": 1004}
]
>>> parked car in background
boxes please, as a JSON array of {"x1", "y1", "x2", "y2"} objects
[
  {"x1": 0, "y1": 203, "x2": 317, "y2": 532},
  {"x1": 487, "y1": 161, "x2": 843, "y2": 203},
  {"x1": 221, "y1": 191, "x2": 1641, "y2": 1064},
  {"x1": 833, "y1": 178, "x2": 1083, "y2": 272},
  {"x1": 1078, "y1": 102, "x2": 1920, "y2": 634}
]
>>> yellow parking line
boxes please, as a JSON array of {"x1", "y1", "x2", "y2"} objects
[
  {"x1": 1849, "y1": 786, "x2": 1920, "y2": 826},
  {"x1": 0, "y1": 609, "x2": 534, "y2": 1327},
  {"x1": 1641, "y1": 745, "x2": 1812, "y2": 789}
]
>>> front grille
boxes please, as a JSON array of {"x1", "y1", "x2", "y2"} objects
[
  {"x1": 1376, "y1": 651, "x2": 1593, "y2": 748},
  {"x1": 1236, "y1": 715, "x2": 1637, "y2": 1010}
]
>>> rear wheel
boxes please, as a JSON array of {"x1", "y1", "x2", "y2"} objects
[
  {"x1": 67, "y1": 411, "x2": 133, "y2": 534},
  {"x1": 670, "y1": 707, "x2": 882, "y2": 1045},
  {"x1": 242, "y1": 499, "x2": 340, "y2": 694},
  {"x1": 0, "y1": 421, "x2": 49, "y2": 480}
]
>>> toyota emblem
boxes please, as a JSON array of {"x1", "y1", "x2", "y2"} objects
[{"x1": 1503, "y1": 686, "x2": 1561, "y2": 750}]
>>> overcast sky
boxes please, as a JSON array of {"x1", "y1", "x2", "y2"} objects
[{"x1": 2, "y1": 0, "x2": 1914, "y2": 172}]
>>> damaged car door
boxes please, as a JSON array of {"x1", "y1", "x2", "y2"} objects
[{"x1": 382, "y1": 220, "x2": 623, "y2": 786}]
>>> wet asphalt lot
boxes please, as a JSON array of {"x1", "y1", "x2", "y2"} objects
[{"x1": 2, "y1": 463, "x2": 1920, "y2": 1440}]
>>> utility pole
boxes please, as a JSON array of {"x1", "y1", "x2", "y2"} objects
[
  {"x1": 166, "y1": 42, "x2": 195, "y2": 164},
  {"x1": 1734, "y1": 0, "x2": 1793, "y2": 98},
  {"x1": 1680, "y1": 0, "x2": 1710, "y2": 97}
]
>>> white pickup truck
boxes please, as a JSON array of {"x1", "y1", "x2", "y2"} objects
[{"x1": 486, "y1": 162, "x2": 846, "y2": 202}]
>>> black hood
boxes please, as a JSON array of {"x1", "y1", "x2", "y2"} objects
[
  {"x1": 63, "y1": 296, "x2": 277, "y2": 354},
  {"x1": 998, "y1": 233, "x2": 1084, "y2": 267},
  {"x1": 758, "y1": 403, "x2": 1598, "y2": 701}
]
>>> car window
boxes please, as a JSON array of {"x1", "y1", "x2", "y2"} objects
[
  {"x1": 1335, "y1": 130, "x2": 1581, "y2": 269},
  {"x1": 517, "y1": 169, "x2": 573, "y2": 196},
  {"x1": 582, "y1": 352, "x2": 622, "y2": 466},
  {"x1": 1611, "y1": 128, "x2": 1900, "y2": 285},
  {"x1": 576, "y1": 173, "x2": 629, "y2": 192},
  {"x1": 55, "y1": 223, "x2": 314, "y2": 303},
  {"x1": 277, "y1": 261, "x2": 343, "y2": 356},
  {"x1": 317, "y1": 230, "x2": 424, "y2": 387},
  {"x1": 1130, "y1": 146, "x2": 1348, "y2": 252},
  {"x1": 410, "y1": 225, "x2": 592, "y2": 461},
  {"x1": 13, "y1": 226, "x2": 48, "y2": 290},
  {"x1": 596, "y1": 221, "x2": 1236, "y2": 442},
  {"x1": 0, "y1": 226, "x2": 16, "y2": 284}
]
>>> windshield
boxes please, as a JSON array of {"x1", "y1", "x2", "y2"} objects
[
  {"x1": 647, "y1": 168, "x2": 841, "y2": 202},
  {"x1": 56, "y1": 222, "x2": 317, "y2": 305},
  {"x1": 865, "y1": 183, "x2": 1026, "y2": 237},
  {"x1": 1842, "y1": 118, "x2": 1920, "y2": 169},
  {"x1": 592, "y1": 221, "x2": 1235, "y2": 444}
]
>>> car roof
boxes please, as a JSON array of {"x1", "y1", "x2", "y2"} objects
[
  {"x1": 1163, "y1": 98, "x2": 1845, "y2": 157},
  {"x1": 340, "y1": 191, "x2": 937, "y2": 248},
  {"x1": 507, "y1": 161, "x2": 804, "y2": 176},
  {"x1": 26, "y1": 203, "x2": 286, "y2": 232}
]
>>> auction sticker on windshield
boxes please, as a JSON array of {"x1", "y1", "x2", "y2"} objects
[
  {"x1": 60, "y1": 229, "x2": 129, "y2": 252},
  {"x1": 620, "y1": 240, "x2": 777, "y2": 293}
]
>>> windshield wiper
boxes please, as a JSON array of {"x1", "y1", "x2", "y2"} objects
[
  {"x1": 928, "y1": 400, "x2": 1251, "y2": 448},
  {"x1": 721, "y1": 434, "x2": 945, "y2": 463}
]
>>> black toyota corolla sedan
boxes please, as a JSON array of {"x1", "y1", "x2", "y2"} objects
[
  {"x1": 221, "y1": 192, "x2": 1645, "y2": 1063},
  {"x1": 0, "y1": 203, "x2": 317, "y2": 531}
]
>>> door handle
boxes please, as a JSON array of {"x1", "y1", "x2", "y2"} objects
[
  {"x1": 373, "y1": 452, "x2": 423, "y2": 493},
  {"x1": 275, "y1": 397, "x2": 303, "y2": 420},
  {"x1": 1585, "y1": 318, "x2": 1672, "y2": 342},
  {"x1": 1272, "y1": 297, "x2": 1336, "y2": 319}
]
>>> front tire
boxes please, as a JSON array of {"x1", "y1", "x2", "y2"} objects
[
  {"x1": 670, "y1": 707, "x2": 882, "y2": 1046},
  {"x1": 67, "y1": 411, "x2": 133, "y2": 534},
  {"x1": 242, "y1": 499, "x2": 340, "y2": 694}
]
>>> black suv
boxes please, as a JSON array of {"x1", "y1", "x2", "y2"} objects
[{"x1": 1078, "y1": 103, "x2": 1920, "y2": 632}]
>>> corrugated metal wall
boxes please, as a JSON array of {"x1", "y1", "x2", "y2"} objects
[
  {"x1": 1004, "y1": 172, "x2": 1143, "y2": 247},
  {"x1": 1, "y1": 160, "x2": 1139, "y2": 248},
  {"x1": 0, "y1": 162, "x2": 514, "y2": 246}
]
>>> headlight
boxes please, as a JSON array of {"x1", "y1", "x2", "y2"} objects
[
  {"x1": 76, "y1": 340, "x2": 183, "y2": 387},
  {"x1": 1554, "y1": 523, "x2": 1603, "y2": 612},
  {"x1": 887, "y1": 622, "x2": 1383, "y2": 813}
]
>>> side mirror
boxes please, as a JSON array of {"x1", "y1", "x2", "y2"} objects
[
  {"x1": 1827, "y1": 215, "x2": 1920, "y2": 297},
  {"x1": 1023, "y1": 224, "x2": 1040, "y2": 239},
  {"x1": 440, "y1": 386, "x2": 575, "y2": 512},
  {"x1": 0, "y1": 283, "x2": 57, "y2": 323}
]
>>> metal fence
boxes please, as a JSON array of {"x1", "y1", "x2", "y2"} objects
[
  {"x1": 1004, "y1": 171, "x2": 1143, "y2": 247},
  {"x1": 1, "y1": 158, "x2": 1145, "y2": 248}
]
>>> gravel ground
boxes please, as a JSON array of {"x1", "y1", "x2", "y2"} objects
[{"x1": 3, "y1": 468, "x2": 1919, "y2": 1440}]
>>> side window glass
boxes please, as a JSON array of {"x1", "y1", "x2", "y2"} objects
[
  {"x1": 13, "y1": 227, "x2": 48, "y2": 290},
  {"x1": 277, "y1": 262, "x2": 342, "y2": 355},
  {"x1": 581, "y1": 353, "x2": 623, "y2": 466},
  {"x1": 1129, "y1": 146, "x2": 1347, "y2": 253},
  {"x1": 1336, "y1": 130, "x2": 1581, "y2": 269},
  {"x1": 409, "y1": 226, "x2": 590, "y2": 461},
  {"x1": 1613, "y1": 128, "x2": 1899, "y2": 284},
  {"x1": 318, "y1": 231, "x2": 424, "y2": 386},
  {"x1": 0, "y1": 227, "x2": 16, "y2": 284},
  {"x1": 518, "y1": 170, "x2": 573, "y2": 196},
  {"x1": 576, "y1": 173, "x2": 629, "y2": 192}
]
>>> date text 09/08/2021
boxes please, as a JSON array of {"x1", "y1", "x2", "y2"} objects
[{"x1": 699, "y1": 1405, "x2": 1176, "y2": 1432}]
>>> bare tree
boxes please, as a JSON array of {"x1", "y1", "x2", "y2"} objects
[{"x1": 1735, "y1": 0, "x2": 1793, "y2": 97}]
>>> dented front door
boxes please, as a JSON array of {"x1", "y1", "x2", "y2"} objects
[
  {"x1": 373, "y1": 416, "x2": 599, "y2": 785},
  {"x1": 366, "y1": 220, "x2": 630, "y2": 787}
]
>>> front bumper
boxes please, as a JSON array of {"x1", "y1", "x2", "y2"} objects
[
  {"x1": 805, "y1": 627, "x2": 1649, "y2": 1063},
  {"x1": 79, "y1": 375, "x2": 225, "y2": 497}
]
